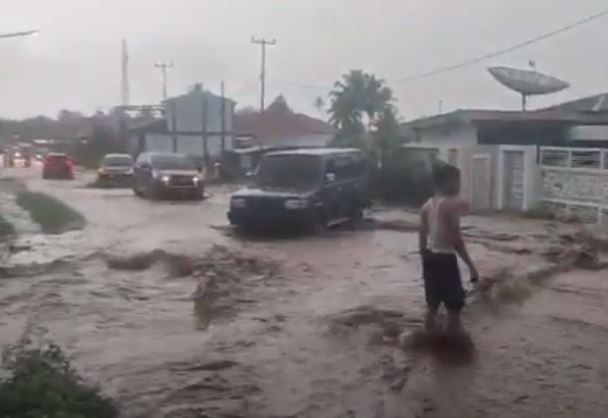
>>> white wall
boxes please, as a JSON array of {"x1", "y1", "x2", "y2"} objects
[
  {"x1": 496, "y1": 145, "x2": 539, "y2": 211},
  {"x1": 166, "y1": 91, "x2": 234, "y2": 134},
  {"x1": 414, "y1": 123, "x2": 478, "y2": 147},
  {"x1": 144, "y1": 133, "x2": 233, "y2": 159},
  {"x1": 569, "y1": 125, "x2": 608, "y2": 141},
  {"x1": 145, "y1": 134, "x2": 173, "y2": 153}
]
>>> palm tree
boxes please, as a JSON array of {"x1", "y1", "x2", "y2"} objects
[
  {"x1": 313, "y1": 97, "x2": 325, "y2": 115},
  {"x1": 328, "y1": 70, "x2": 395, "y2": 149}
]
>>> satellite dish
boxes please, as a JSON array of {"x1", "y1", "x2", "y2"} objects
[{"x1": 488, "y1": 66, "x2": 570, "y2": 110}]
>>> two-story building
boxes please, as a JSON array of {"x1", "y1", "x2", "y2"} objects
[{"x1": 128, "y1": 84, "x2": 236, "y2": 161}]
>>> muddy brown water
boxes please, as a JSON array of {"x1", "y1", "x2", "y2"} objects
[{"x1": 1, "y1": 168, "x2": 608, "y2": 417}]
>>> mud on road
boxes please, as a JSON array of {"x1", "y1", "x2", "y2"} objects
[{"x1": 1, "y1": 168, "x2": 608, "y2": 417}]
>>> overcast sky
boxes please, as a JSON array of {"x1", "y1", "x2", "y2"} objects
[{"x1": 1, "y1": 0, "x2": 607, "y2": 120}]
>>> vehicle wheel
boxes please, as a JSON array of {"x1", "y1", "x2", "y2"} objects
[
  {"x1": 193, "y1": 190, "x2": 205, "y2": 201},
  {"x1": 145, "y1": 186, "x2": 159, "y2": 200},
  {"x1": 309, "y1": 208, "x2": 327, "y2": 234},
  {"x1": 349, "y1": 203, "x2": 364, "y2": 225}
]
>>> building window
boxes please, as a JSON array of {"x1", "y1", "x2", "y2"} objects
[
  {"x1": 541, "y1": 149, "x2": 569, "y2": 167},
  {"x1": 571, "y1": 150, "x2": 601, "y2": 169}
]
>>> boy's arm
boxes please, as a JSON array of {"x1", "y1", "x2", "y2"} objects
[
  {"x1": 419, "y1": 205, "x2": 429, "y2": 255},
  {"x1": 445, "y1": 201, "x2": 478, "y2": 282}
]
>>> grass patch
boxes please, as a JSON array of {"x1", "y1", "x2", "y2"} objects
[
  {"x1": 0, "y1": 214, "x2": 15, "y2": 238},
  {"x1": 16, "y1": 191, "x2": 85, "y2": 234},
  {"x1": 0, "y1": 339, "x2": 119, "y2": 418}
]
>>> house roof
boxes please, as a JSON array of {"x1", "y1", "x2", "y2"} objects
[
  {"x1": 543, "y1": 92, "x2": 608, "y2": 112},
  {"x1": 402, "y1": 108, "x2": 608, "y2": 130},
  {"x1": 165, "y1": 84, "x2": 237, "y2": 105},
  {"x1": 234, "y1": 95, "x2": 335, "y2": 141}
]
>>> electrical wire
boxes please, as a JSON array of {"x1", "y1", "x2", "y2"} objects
[
  {"x1": 392, "y1": 6, "x2": 608, "y2": 83},
  {"x1": 270, "y1": 7, "x2": 608, "y2": 90}
]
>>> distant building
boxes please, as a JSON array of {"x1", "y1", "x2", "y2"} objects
[
  {"x1": 234, "y1": 95, "x2": 335, "y2": 149},
  {"x1": 400, "y1": 93, "x2": 608, "y2": 218},
  {"x1": 128, "y1": 84, "x2": 236, "y2": 160}
]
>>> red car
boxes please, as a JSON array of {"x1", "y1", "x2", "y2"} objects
[{"x1": 42, "y1": 153, "x2": 74, "y2": 180}]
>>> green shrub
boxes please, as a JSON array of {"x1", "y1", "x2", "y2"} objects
[
  {"x1": 16, "y1": 192, "x2": 85, "y2": 234},
  {"x1": 0, "y1": 215, "x2": 15, "y2": 238},
  {"x1": 0, "y1": 341, "x2": 118, "y2": 418}
]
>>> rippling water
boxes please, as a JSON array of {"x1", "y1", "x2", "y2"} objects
[{"x1": 1, "y1": 171, "x2": 606, "y2": 417}]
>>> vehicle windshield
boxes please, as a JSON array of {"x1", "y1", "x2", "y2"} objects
[
  {"x1": 151, "y1": 154, "x2": 194, "y2": 170},
  {"x1": 256, "y1": 155, "x2": 322, "y2": 189},
  {"x1": 103, "y1": 155, "x2": 133, "y2": 167}
]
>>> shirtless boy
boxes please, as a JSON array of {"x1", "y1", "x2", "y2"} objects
[{"x1": 419, "y1": 163, "x2": 479, "y2": 336}]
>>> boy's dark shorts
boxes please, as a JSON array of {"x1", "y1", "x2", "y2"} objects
[{"x1": 422, "y1": 250, "x2": 465, "y2": 312}]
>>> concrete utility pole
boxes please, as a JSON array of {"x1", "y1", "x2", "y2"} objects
[
  {"x1": 121, "y1": 39, "x2": 130, "y2": 106},
  {"x1": 251, "y1": 37, "x2": 276, "y2": 112},
  {"x1": 154, "y1": 62, "x2": 173, "y2": 102}
]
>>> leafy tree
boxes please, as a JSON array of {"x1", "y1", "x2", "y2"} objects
[
  {"x1": 313, "y1": 97, "x2": 325, "y2": 114},
  {"x1": 328, "y1": 70, "x2": 404, "y2": 165}
]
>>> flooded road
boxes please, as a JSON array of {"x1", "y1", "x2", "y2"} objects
[{"x1": 1, "y1": 167, "x2": 607, "y2": 417}]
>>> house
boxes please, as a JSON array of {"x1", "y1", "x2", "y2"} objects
[
  {"x1": 234, "y1": 95, "x2": 335, "y2": 149},
  {"x1": 127, "y1": 84, "x2": 236, "y2": 161},
  {"x1": 400, "y1": 94, "x2": 608, "y2": 221}
]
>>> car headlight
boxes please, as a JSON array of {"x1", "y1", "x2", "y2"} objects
[
  {"x1": 193, "y1": 175, "x2": 201, "y2": 183},
  {"x1": 231, "y1": 198, "x2": 246, "y2": 208},
  {"x1": 161, "y1": 175, "x2": 171, "y2": 184},
  {"x1": 126, "y1": 168, "x2": 134, "y2": 175},
  {"x1": 284, "y1": 199, "x2": 308, "y2": 210}
]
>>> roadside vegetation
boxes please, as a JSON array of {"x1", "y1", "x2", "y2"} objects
[
  {"x1": 0, "y1": 214, "x2": 15, "y2": 238},
  {"x1": 16, "y1": 191, "x2": 85, "y2": 234},
  {"x1": 324, "y1": 70, "x2": 432, "y2": 206},
  {"x1": 0, "y1": 339, "x2": 118, "y2": 418}
]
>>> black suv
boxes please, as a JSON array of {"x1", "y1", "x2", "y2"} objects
[
  {"x1": 132, "y1": 152, "x2": 204, "y2": 200},
  {"x1": 228, "y1": 148, "x2": 370, "y2": 231}
]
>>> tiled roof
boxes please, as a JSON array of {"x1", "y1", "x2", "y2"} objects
[{"x1": 234, "y1": 95, "x2": 335, "y2": 141}]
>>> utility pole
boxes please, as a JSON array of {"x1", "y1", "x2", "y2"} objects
[
  {"x1": 121, "y1": 39, "x2": 130, "y2": 106},
  {"x1": 251, "y1": 37, "x2": 276, "y2": 112},
  {"x1": 154, "y1": 62, "x2": 173, "y2": 102},
  {"x1": 220, "y1": 81, "x2": 226, "y2": 155}
]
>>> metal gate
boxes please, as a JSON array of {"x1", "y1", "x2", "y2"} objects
[
  {"x1": 472, "y1": 155, "x2": 491, "y2": 211},
  {"x1": 503, "y1": 150, "x2": 525, "y2": 211}
]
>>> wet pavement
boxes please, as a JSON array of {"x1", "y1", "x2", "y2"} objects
[{"x1": 1, "y1": 166, "x2": 608, "y2": 417}]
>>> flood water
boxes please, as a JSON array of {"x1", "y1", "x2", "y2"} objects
[{"x1": 1, "y1": 168, "x2": 608, "y2": 417}]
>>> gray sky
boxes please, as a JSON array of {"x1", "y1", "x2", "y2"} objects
[{"x1": 2, "y1": 0, "x2": 607, "y2": 120}]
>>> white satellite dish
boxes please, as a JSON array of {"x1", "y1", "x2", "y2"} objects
[{"x1": 488, "y1": 66, "x2": 570, "y2": 110}]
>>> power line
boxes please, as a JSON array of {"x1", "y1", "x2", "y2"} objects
[
  {"x1": 0, "y1": 30, "x2": 38, "y2": 40},
  {"x1": 393, "y1": 7, "x2": 608, "y2": 83},
  {"x1": 267, "y1": 7, "x2": 608, "y2": 92},
  {"x1": 251, "y1": 37, "x2": 276, "y2": 111}
]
